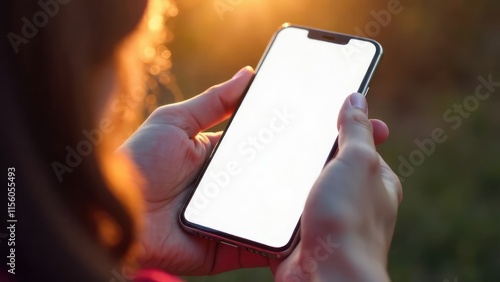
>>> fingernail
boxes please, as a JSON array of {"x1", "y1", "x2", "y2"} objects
[{"x1": 350, "y1": 93, "x2": 367, "y2": 112}]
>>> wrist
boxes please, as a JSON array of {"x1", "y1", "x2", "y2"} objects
[
  {"x1": 312, "y1": 238, "x2": 389, "y2": 282},
  {"x1": 280, "y1": 236, "x2": 389, "y2": 282},
  {"x1": 312, "y1": 251, "x2": 389, "y2": 282}
]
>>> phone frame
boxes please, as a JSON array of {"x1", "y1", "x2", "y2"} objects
[{"x1": 179, "y1": 23, "x2": 383, "y2": 258}]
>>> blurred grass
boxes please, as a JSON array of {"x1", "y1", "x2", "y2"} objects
[
  {"x1": 381, "y1": 94, "x2": 500, "y2": 281},
  {"x1": 161, "y1": 0, "x2": 500, "y2": 281}
]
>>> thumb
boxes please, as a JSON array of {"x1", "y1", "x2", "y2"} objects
[
  {"x1": 337, "y1": 93, "x2": 375, "y2": 151},
  {"x1": 178, "y1": 66, "x2": 255, "y2": 136},
  {"x1": 149, "y1": 66, "x2": 255, "y2": 137}
]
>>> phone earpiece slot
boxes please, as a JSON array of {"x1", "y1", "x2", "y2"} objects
[{"x1": 307, "y1": 30, "x2": 350, "y2": 45}]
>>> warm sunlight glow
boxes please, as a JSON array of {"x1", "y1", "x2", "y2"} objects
[
  {"x1": 143, "y1": 46, "x2": 155, "y2": 59},
  {"x1": 134, "y1": 0, "x2": 180, "y2": 113},
  {"x1": 148, "y1": 14, "x2": 164, "y2": 32}
]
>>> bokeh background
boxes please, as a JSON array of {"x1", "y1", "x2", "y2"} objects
[{"x1": 145, "y1": 0, "x2": 500, "y2": 281}]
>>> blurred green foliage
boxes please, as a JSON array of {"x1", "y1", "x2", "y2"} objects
[{"x1": 162, "y1": 0, "x2": 500, "y2": 281}]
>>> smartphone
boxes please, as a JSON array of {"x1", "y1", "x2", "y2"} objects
[{"x1": 180, "y1": 23, "x2": 382, "y2": 258}]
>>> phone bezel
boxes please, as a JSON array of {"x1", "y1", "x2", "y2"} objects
[{"x1": 179, "y1": 23, "x2": 383, "y2": 258}]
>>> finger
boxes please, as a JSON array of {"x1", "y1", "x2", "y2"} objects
[
  {"x1": 179, "y1": 66, "x2": 254, "y2": 137},
  {"x1": 208, "y1": 243, "x2": 270, "y2": 275},
  {"x1": 337, "y1": 93, "x2": 375, "y2": 151},
  {"x1": 203, "y1": 131, "x2": 223, "y2": 149},
  {"x1": 371, "y1": 119, "x2": 389, "y2": 146},
  {"x1": 198, "y1": 132, "x2": 223, "y2": 163}
]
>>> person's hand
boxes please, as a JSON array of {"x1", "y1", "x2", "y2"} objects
[
  {"x1": 119, "y1": 66, "x2": 399, "y2": 278},
  {"x1": 273, "y1": 93, "x2": 403, "y2": 281},
  {"x1": 118, "y1": 67, "x2": 272, "y2": 275}
]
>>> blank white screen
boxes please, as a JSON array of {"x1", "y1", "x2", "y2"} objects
[{"x1": 185, "y1": 26, "x2": 377, "y2": 248}]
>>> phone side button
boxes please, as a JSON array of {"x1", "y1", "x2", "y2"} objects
[{"x1": 220, "y1": 241, "x2": 238, "y2": 248}]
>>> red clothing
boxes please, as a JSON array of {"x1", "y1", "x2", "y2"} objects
[{"x1": 134, "y1": 269, "x2": 182, "y2": 282}]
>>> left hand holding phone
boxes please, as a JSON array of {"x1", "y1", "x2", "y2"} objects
[{"x1": 118, "y1": 66, "x2": 272, "y2": 275}]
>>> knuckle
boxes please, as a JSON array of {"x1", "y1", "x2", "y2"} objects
[
  {"x1": 149, "y1": 104, "x2": 167, "y2": 118},
  {"x1": 150, "y1": 104, "x2": 175, "y2": 118},
  {"x1": 203, "y1": 84, "x2": 232, "y2": 113},
  {"x1": 379, "y1": 162, "x2": 404, "y2": 205},
  {"x1": 392, "y1": 175, "x2": 403, "y2": 205},
  {"x1": 150, "y1": 105, "x2": 180, "y2": 123},
  {"x1": 351, "y1": 112, "x2": 373, "y2": 134},
  {"x1": 343, "y1": 143, "x2": 380, "y2": 174}
]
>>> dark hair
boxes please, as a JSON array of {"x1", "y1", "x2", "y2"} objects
[{"x1": 1, "y1": 1, "x2": 147, "y2": 281}]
